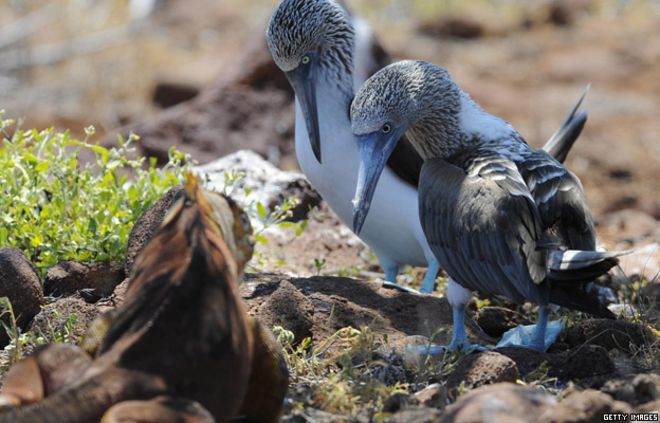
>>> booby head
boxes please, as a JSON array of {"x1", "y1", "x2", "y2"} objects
[
  {"x1": 267, "y1": 0, "x2": 355, "y2": 163},
  {"x1": 350, "y1": 60, "x2": 461, "y2": 234}
]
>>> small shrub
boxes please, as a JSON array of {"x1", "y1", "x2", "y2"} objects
[{"x1": 0, "y1": 114, "x2": 189, "y2": 273}]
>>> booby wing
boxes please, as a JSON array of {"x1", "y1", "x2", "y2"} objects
[
  {"x1": 419, "y1": 149, "x2": 548, "y2": 305},
  {"x1": 519, "y1": 150, "x2": 596, "y2": 251}
]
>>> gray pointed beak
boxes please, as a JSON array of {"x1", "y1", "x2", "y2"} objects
[
  {"x1": 352, "y1": 127, "x2": 405, "y2": 234},
  {"x1": 286, "y1": 55, "x2": 321, "y2": 163}
]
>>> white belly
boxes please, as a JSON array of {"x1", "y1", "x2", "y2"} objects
[{"x1": 294, "y1": 97, "x2": 432, "y2": 268}]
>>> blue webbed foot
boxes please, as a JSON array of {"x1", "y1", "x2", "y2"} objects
[
  {"x1": 495, "y1": 306, "x2": 564, "y2": 351},
  {"x1": 495, "y1": 320, "x2": 564, "y2": 351}
]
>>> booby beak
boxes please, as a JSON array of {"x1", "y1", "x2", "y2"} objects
[
  {"x1": 286, "y1": 52, "x2": 322, "y2": 163},
  {"x1": 352, "y1": 127, "x2": 405, "y2": 234}
]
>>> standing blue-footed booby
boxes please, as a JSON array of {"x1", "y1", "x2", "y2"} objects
[
  {"x1": 267, "y1": 0, "x2": 588, "y2": 295},
  {"x1": 351, "y1": 60, "x2": 622, "y2": 351}
]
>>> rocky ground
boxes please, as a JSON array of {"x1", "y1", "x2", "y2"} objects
[{"x1": 0, "y1": 0, "x2": 659, "y2": 421}]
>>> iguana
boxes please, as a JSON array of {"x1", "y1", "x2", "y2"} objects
[{"x1": 0, "y1": 173, "x2": 288, "y2": 423}]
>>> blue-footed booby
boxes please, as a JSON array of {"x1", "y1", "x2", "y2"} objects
[
  {"x1": 350, "y1": 60, "x2": 622, "y2": 351},
  {"x1": 266, "y1": 0, "x2": 588, "y2": 295}
]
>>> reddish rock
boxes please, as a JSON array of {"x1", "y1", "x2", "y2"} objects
[
  {"x1": 544, "y1": 390, "x2": 630, "y2": 423},
  {"x1": 440, "y1": 383, "x2": 556, "y2": 423},
  {"x1": 413, "y1": 383, "x2": 447, "y2": 409},
  {"x1": 107, "y1": 38, "x2": 295, "y2": 166}
]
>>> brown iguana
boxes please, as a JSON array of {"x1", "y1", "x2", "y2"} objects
[{"x1": 0, "y1": 174, "x2": 288, "y2": 422}]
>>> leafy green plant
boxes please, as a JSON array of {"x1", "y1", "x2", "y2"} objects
[{"x1": 0, "y1": 114, "x2": 189, "y2": 273}]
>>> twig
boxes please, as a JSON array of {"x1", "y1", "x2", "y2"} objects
[{"x1": 0, "y1": 25, "x2": 138, "y2": 72}]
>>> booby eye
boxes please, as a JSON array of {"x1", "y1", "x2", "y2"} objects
[
  {"x1": 301, "y1": 55, "x2": 310, "y2": 65},
  {"x1": 381, "y1": 123, "x2": 392, "y2": 134}
]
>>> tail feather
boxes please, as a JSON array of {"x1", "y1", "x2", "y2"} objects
[
  {"x1": 549, "y1": 284, "x2": 616, "y2": 318},
  {"x1": 546, "y1": 248, "x2": 627, "y2": 319},
  {"x1": 547, "y1": 249, "x2": 626, "y2": 282},
  {"x1": 542, "y1": 85, "x2": 589, "y2": 163}
]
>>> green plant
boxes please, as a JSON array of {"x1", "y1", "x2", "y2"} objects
[
  {"x1": 0, "y1": 114, "x2": 189, "y2": 273},
  {"x1": 0, "y1": 297, "x2": 22, "y2": 366}
]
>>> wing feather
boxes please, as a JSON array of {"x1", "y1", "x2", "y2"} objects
[{"x1": 419, "y1": 151, "x2": 548, "y2": 305}]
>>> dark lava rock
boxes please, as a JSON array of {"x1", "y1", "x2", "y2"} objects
[
  {"x1": 601, "y1": 373, "x2": 659, "y2": 406},
  {"x1": 125, "y1": 187, "x2": 184, "y2": 274},
  {"x1": 152, "y1": 80, "x2": 200, "y2": 109},
  {"x1": 545, "y1": 390, "x2": 630, "y2": 423},
  {"x1": 447, "y1": 351, "x2": 520, "y2": 394},
  {"x1": 418, "y1": 17, "x2": 484, "y2": 39},
  {"x1": 476, "y1": 306, "x2": 532, "y2": 337},
  {"x1": 386, "y1": 407, "x2": 443, "y2": 423},
  {"x1": 382, "y1": 392, "x2": 418, "y2": 413},
  {"x1": 554, "y1": 344, "x2": 615, "y2": 380},
  {"x1": 497, "y1": 343, "x2": 615, "y2": 382},
  {"x1": 44, "y1": 261, "x2": 124, "y2": 300},
  {"x1": 30, "y1": 297, "x2": 111, "y2": 344},
  {"x1": 440, "y1": 383, "x2": 556, "y2": 423},
  {"x1": 241, "y1": 274, "x2": 453, "y2": 351},
  {"x1": 0, "y1": 247, "x2": 43, "y2": 346},
  {"x1": 255, "y1": 280, "x2": 315, "y2": 344},
  {"x1": 565, "y1": 319, "x2": 655, "y2": 353}
]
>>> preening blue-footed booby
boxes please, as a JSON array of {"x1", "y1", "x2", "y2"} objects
[
  {"x1": 267, "y1": 0, "x2": 588, "y2": 296},
  {"x1": 350, "y1": 60, "x2": 624, "y2": 351}
]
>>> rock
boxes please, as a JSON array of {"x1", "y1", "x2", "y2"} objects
[
  {"x1": 196, "y1": 150, "x2": 321, "y2": 222},
  {"x1": 125, "y1": 187, "x2": 184, "y2": 274},
  {"x1": 0, "y1": 247, "x2": 43, "y2": 347},
  {"x1": 547, "y1": 0, "x2": 589, "y2": 27},
  {"x1": 447, "y1": 352, "x2": 520, "y2": 394},
  {"x1": 601, "y1": 373, "x2": 659, "y2": 406},
  {"x1": 565, "y1": 319, "x2": 655, "y2": 353},
  {"x1": 241, "y1": 274, "x2": 453, "y2": 351},
  {"x1": 107, "y1": 38, "x2": 295, "y2": 166},
  {"x1": 30, "y1": 297, "x2": 112, "y2": 345},
  {"x1": 553, "y1": 345, "x2": 615, "y2": 381},
  {"x1": 152, "y1": 80, "x2": 200, "y2": 109},
  {"x1": 413, "y1": 383, "x2": 447, "y2": 409},
  {"x1": 44, "y1": 261, "x2": 124, "y2": 300},
  {"x1": 635, "y1": 399, "x2": 660, "y2": 413},
  {"x1": 476, "y1": 306, "x2": 531, "y2": 337},
  {"x1": 418, "y1": 17, "x2": 484, "y2": 39},
  {"x1": 386, "y1": 407, "x2": 443, "y2": 423},
  {"x1": 440, "y1": 383, "x2": 556, "y2": 423},
  {"x1": 382, "y1": 392, "x2": 418, "y2": 413},
  {"x1": 544, "y1": 390, "x2": 630, "y2": 423},
  {"x1": 254, "y1": 280, "x2": 315, "y2": 344},
  {"x1": 497, "y1": 344, "x2": 614, "y2": 382}
]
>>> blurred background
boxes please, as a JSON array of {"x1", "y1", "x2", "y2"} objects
[{"x1": 1, "y1": 0, "x2": 659, "y2": 260}]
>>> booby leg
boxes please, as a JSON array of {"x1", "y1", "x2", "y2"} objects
[
  {"x1": 378, "y1": 259, "x2": 418, "y2": 293},
  {"x1": 495, "y1": 305, "x2": 564, "y2": 351},
  {"x1": 446, "y1": 279, "x2": 482, "y2": 351},
  {"x1": 419, "y1": 258, "x2": 440, "y2": 294}
]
